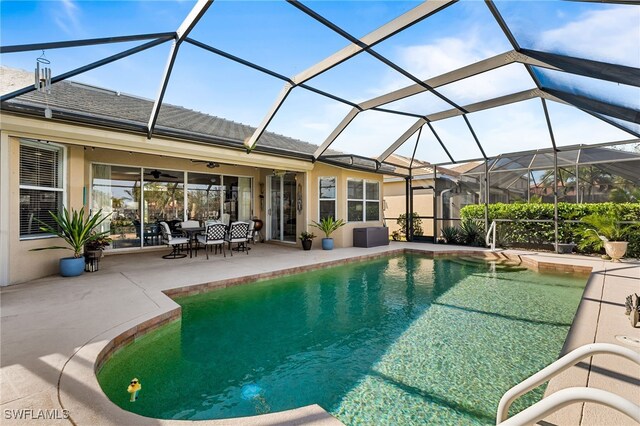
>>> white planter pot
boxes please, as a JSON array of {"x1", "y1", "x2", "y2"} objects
[{"x1": 604, "y1": 241, "x2": 628, "y2": 262}]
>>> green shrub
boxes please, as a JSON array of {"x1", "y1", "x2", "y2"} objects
[
  {"x1": 397, "y1": 213, "x2": 423, "y2": 238},
  {"x1": 459, "y1": 219, "x2": 485, "y2": 246},
  {"x1": 441, "y1": 226, "x2": 460, "y2": 244},
  {"x1": 460, "y1": 202, "x2": 640, "y2": 257}
]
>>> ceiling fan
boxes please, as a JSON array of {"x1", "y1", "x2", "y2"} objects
[
  {"x1": 191, "y1": 160, "x2": 220, "y2": 169},
  {"x1": 145, "y1": 169, "x2": 178, "y2": 179}
]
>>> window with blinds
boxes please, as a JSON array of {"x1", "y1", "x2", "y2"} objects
[
  {"x1": 19, "y1": 140, "x2": 64, "y2": 238},
  {"x1": 347, "y1": 179, "x2": 380, "y2": 222},
  {"x1": 319, "y1": 177, "x2": 336, "y2": 221}
]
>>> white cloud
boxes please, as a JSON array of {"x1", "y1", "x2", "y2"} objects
[
  {"x1": 538, "y1": 6, "x2": 640, "y2": 67},
  {"x1": 269, "y1": 6, "x2": 638, "y2": 163},
  {"x1": 398, "y1": 36, "x2": 493, "y2": 81},
  {"x1": 330, "y1": 111, "x2": 419, "y2": 158},
  {"x1": 51, "y1": 0, "x2": 84, "y2": 37},
  {"x1": 547, "y1": 102, "x2": 636, "y2": 147},
  {"x1": 266, "y1": 90, "x2": 353, "y2": 147},
  {"x1": 467, "y1": 100, "x2": 552, "y2": 158},
  {"x1": 376, "y1": 35, "x2": 536, "y2": 114}
]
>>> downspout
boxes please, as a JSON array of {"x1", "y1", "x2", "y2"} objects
[{"x1": 439, "y1": 188, "x2": 453, "y2": 231}]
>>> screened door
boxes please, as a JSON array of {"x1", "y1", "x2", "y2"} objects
[{"x1": 268, "y1": 174, "x2": 296, "y2": 242}]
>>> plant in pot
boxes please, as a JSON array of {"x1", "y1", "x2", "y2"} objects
[
  {"x1": 556, "y1": 237, "x2": 576, "y2": 254},
  {"x1": 299, "y1": 231, "x2": 316, "y2": 251},
  {"x1": 311, "y1": 216, "x2": 346, "y2": 250},
  {"x1": 578, "y1": 211, "x2": 637, "y2": 262},
  {"x1": 30, "y1": 207, "x2": 110, "y2": 277},
  {"x1": 85, "y1": 233, "x2": 112, "y2": 259}
]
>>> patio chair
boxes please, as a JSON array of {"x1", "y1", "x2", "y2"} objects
[
  {"x1": 197, "y1": 223, "x2": 227, "y2": 259},
  {"x1": 245, "y1": 220, "x2": 256, "y2": 250},
  {"x1": 225, "y1": 221, "x2": 249, "y2": 256},
  {"x1": 159, "y1": 221, "x2": 189, "y2": 259},
  {"x1": 141, "y1": 222, "x2": 160, "y2": 245}
]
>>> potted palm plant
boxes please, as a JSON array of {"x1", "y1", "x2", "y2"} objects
[
  {"x1": 311, "y1": 216, "x2": 346, "y2": 250},
  {"x1": 31, "y1": 207, "x2": 110, "y2": 276},
  {"x1": 579, "y1": 211, "x2": 637, "y2": 262},
  {"x1": 299, "y1": 231, "x2": 316, "y2": 251}
]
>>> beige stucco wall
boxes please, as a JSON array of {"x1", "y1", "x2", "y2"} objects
[
  {"x1": 306, "y1": 163, "x2": 384, "y2": 248},
  {"x1": 1, "y1": 113, "x2": 384, "y2": 284},
  {"x1": 383, "y1": 180, "x2": 435, "y2": 237},
  {"x1": 6, "y1": 138, "x2": 86, "y2": 283}
]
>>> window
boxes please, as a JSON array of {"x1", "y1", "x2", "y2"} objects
[
  {"x1": 347, "y1": 179, "x2": 380, "y2": 222},
  {"x1": 20, "y1": 140, "x2": 64, "y2": 238},
  {"x1": 319, "y1": 177, "x2": 336, "y2": 220}
]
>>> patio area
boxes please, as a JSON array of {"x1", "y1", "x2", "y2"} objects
[{"x1": 1, "y1": 243, "x2": 638, "y2": 425}]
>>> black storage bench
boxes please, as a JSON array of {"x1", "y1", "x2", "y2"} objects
[{"x1": 353, "y1": 227, "x2": 389, "y2": 248}]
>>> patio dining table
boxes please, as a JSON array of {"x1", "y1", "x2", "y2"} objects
[{"x1": 179, "y1": 226, "x2": 205, "y2": 258}]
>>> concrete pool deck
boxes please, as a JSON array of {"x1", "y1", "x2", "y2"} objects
[{"x1": 1, "y1": 242, "x2": 638, "y2": 425}]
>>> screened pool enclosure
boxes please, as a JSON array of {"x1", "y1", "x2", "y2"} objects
[{"x1": 1, "y1": 0, "x2": 638, "y2": 250}]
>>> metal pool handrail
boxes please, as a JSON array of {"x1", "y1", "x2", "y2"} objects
[
  {"x1": 497, "y1": 387, "x2": 640, "y2": 426},
  {"x1": 496, "y1": 343, "x2": 640, "y2": 425},
  {"x1": 486, "y1": 220, "x2": 496, "y2": 251}
]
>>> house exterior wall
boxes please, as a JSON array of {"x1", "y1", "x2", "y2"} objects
[
  {"x1": 305, "y1": 163, "x2": 385, "y2": 249},
  {"x1": 383, "y1": 180, "x2": 435, "y2": 238},
  {"x1": 0, "y1": 114, "x2": 383, "y2": 285}
]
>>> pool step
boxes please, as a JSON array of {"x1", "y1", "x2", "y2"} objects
[{"x1": 450, "y1": 256, "x2": 527, "y2": 272}]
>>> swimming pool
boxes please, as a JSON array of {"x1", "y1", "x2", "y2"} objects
[{"x1": 97, "y1": 254, "x2": 586, "y2": 424}]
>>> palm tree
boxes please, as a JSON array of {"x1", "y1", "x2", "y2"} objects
[
  {"x1": 609, "y1": 176, "x2": 640, "y2": 202},
  {"x1": 538, "y1": 166, "x2": 613, "y2": 202}
]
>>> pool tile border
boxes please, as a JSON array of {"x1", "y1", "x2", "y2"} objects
[
  {"x1": 95, "y1": 307, "x2": 181, "y2": 373},
  {"x1": 94, "y1": 248, "x2": 592, "y2": 375}
]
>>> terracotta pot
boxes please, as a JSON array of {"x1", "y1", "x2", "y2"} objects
[{"x1": 604, "y1": 241, "x2": 628, "y2": 262}]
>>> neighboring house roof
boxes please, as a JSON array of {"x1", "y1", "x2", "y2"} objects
[
  {"x1": 447, "y1": 161, "x2": 483, "y2": 174},
  {"x1": 387, "y1": 153, "x2": 432, "y2": 172},
  {"x1": 387, "y1": 153, "x2": 461, "y2": 176},
  {"x1": 0, "y1": 67, "x2": 320, "y2": 157}
]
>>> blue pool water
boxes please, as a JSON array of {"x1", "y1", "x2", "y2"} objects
[{"x1": 98, "y1": 254, "x2": 586, "y2": 424}]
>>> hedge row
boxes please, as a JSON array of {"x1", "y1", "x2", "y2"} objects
[{"x1": 460, "y1": 202, "x2": 640, "y2": 258}]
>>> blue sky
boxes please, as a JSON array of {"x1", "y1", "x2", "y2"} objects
[{"x1": 1, "y1": 0, "x2": 638, "y2": 164}]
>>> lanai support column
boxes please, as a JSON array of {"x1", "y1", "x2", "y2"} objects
[
  {"x1": 541, "y1": 98, "x2": 559, "y2": 253},
  {"x1": 405, "y1": 176, "x2": 411, "y2": 242},
  {"x1": 554, "y1": 150, "x2": 559, "y2": 252},
  {"x1": 433, "y1": 165, "x2": 438, "y2": 242},
  {"x1": 484, "y1": 160, "x2": 490, "y2": 234},
  {"x1": 576, "y1": 149, "x2": 582, "y2": 204}
]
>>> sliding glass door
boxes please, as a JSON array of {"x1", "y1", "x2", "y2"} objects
[
  {"x1": 92, "y1": 163, "x2": 252, "y2": 249},
  {"x1": 268, "y1": 174, "x2": 296, "y2": 242},
  {"x1": 91, "y1": 164, "x2": 141, "y2": 249},
  {"x1": 187, "y1": 173, "x2": 223, "y2": 221}
]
